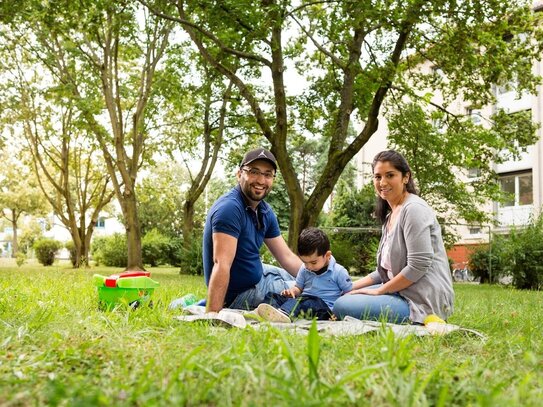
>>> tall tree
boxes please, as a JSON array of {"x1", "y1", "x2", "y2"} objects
[
  {"x1": 151, "y1": 50, "x2": 238, "y2": 248},
  {"x1": 143, "y1": 0, "x2": 542, "y2": 249},
  {"x1": 0, "y1": 151, "x2": 48, "y2": 257},
  {"x1": 3, "y1": 0, "x2": 174, "y2": 269},
  {"x1": 0, "y1": 43, "x2": 116, "y2": 267}
]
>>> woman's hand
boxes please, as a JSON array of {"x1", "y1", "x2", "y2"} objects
[{"x1": 347, "y1": 287, "x2": 384, "y2": 296}]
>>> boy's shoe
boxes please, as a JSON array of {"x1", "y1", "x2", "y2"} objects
[{"x1": 256, "y1": 303, "x2": 291, "y2": 323}]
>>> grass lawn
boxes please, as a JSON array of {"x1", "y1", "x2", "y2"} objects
[{"x1": 1, "y1": 259, "x2": 542, "y2": 406}]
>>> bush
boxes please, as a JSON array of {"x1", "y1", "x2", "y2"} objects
[
  {"x1": 468, "y1": 241, "x2": 506, "y2": 284},
  {"x1": 33, "y1": 238, "x2": 62, "y2": 266},
  {"x1": 178, "y1": 232, "x2": 204, "y2": 275},
  {"x1": 91, "y1": 234, "x2": 127, "y2": 267},
  {"x1": 142, "y1": 229, "x2": 171, "y2": 267},
  {"x1": 166, "y1": 236, "x2": 184, "y2": 267},
  {"x1": 505, "y1": 214, "x2": 543, "y2": 290},
  {"x1": 16, "y1": 251, "x2": 26, "y2": 267},
  {"x1": 326, "y1": 229, "x2": 380, "y2": 276}
]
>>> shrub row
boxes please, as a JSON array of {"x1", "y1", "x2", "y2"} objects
[
  {"x1": 469, "y1": 213, "x2": 543, "y2": 290},
  {"x1": 90, "y1": 228, "x2": 382, "y2": 275},
  {"x1": 91, "y1": 229, "x2": 193, "y2": 270}
]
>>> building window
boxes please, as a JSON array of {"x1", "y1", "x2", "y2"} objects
[
  {"x1": 499, "y1": 171, "x2": 533, "y2": 207},
  {"x1": 431, "y1": 65, "x2": 444, "y2": 77},
  {"x1": 467, "y1": 108, "x2": 482, "y2": 125},
  {"x1": 469, "y1": 227, "x2": 481, "y2": 235},
  {"x1": 431, "y1": 117, "x2": 446, "y2": 133},
  {"x1": 96, "y1": 217, "x2": 106, "y2": 228},
  {"x1": 467, "y1": 168, "x2": 481, "y2": 179},
  {"x1": 495, "y1": 78, "x2": 519, "y2": 96}
]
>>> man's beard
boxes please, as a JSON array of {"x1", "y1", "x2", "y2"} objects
[{"x1": 241, "y1": 182, "x2": 270, "y2": 202}]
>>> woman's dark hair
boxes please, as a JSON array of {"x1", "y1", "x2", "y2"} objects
[
  {"x1": 372, "y1": 150, "x2": 418, "y2": 224},
  {"x1": 297, "y1": 227, "x2": 330, "y2": 256}
]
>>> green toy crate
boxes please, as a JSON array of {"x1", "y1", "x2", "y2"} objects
[{"x1": 93, "y1": 271, "x2": 159, "y2": 309}]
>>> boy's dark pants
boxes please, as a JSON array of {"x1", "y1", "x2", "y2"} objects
[{"x1": 263, "y1": 292, "x2": 334, "y2": 320}]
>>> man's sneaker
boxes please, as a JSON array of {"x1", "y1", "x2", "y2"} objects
[{"x1": 256, "y1": 303, "x2": 291, "y2": 323}]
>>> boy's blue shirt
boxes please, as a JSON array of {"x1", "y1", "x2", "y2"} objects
[{"x1": 295, "y1": 255, "x2": 353, "y2": 308}]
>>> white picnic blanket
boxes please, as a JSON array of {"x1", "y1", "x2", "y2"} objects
[{"x1": 173, "y1": 305, "x2": 486, "y2": 339}]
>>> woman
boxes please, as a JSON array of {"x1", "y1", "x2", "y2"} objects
[{"x1": 333, "y1": 150, "x2": 454, "y2": 324}]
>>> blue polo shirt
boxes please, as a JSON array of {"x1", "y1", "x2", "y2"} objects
[
  {"x1": 203, "y1": 185, "x2": 281, "y2": 303},
  {"x1": 295, "y1": 256, "x2": 353, "y2": 308}
]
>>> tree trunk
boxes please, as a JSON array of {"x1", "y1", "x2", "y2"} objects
[
  {"x1": 122, "y1": 192, "x2": 144, "y2": 271},
  {"x1": 83, "y1": 232, "x2": 93, "y2": 268},
  {"x1": 71, "y1": 231, "x2": 90, "y2": 268},
  {"x1": 182, "y1": 200, "x2": 195, "y2": 250},
  {"x1": 10, "y1": 210, "x2": 18, "y2": 258}
]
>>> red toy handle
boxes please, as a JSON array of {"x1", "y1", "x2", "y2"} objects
[{"x1": 105, "y1": 271, "x2": 151, "y2": 287}]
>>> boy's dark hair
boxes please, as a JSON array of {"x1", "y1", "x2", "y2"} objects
[{"x1": 297, "y1": 227, "x2": 330, "y2": 257}]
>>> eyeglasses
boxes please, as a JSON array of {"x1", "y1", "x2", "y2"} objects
[{"x1": 241, "y1": 167, "x2": 276, "y2": 180}]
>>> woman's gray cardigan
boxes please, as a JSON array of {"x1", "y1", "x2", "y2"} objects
[{"x1": 369, "y1": 194, "x2": 454, "y2": 323}]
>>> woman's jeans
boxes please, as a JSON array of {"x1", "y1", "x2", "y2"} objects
[
  {"x1": 228, "y1": 263, "x2": 295, "y2": 310},
  {"x1": 332, "y1": 284, "x2": 411, "y2": 323}
]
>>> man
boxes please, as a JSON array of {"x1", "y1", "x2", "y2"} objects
[{"x1": 203, "y1": 148, "x2": 302, "y2": 312}]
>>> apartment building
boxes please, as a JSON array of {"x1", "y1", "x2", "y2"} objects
[{"x1": 356, "y1": 50, "x2": 543, "y2": 269}]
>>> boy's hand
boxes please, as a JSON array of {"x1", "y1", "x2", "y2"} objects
[{"x1": 281, "y1": 287, "x2": 298, "y2": 298}]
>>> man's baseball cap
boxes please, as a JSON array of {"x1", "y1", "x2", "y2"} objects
[{"x1": 240, "y1": 148, "x2": 277, "y2": 171}]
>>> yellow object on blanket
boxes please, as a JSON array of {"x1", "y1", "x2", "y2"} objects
[{"x1": 423, "y1": 314, "x2": 446, "y2": 325}]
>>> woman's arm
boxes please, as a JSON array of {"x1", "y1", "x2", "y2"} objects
[
  {"x1": 351, "y1": 273, "x2": 413, "y2": 295},
  {"x1": 348, "y1": 275, "x2": 377, "y2": 293}
]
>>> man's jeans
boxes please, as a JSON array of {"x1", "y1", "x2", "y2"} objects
[{"x1": 228, "y1": 263, "x2": 295, "y2": 310}]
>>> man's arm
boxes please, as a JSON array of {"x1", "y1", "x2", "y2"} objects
[
  {"x1": 207, "y1": 232, "x2": 238, "y2": 313},
  {"x1": 264, "y1": 235, "x2": 302, "y2": 277}
]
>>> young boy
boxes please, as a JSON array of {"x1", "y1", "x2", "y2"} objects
[{"x1": 257, "y1": 227, "x2": 353, "y2": 322}]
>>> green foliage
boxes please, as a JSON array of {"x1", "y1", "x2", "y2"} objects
[
  {"x1": 326, "y1": 230, "x2": 380, "y2": 276},
  {"x1": 468, "y1": 239, "x2": 508, "y2": 284},
  {"x1": 324, "y1": 183, "x2": 380, "y2": 275},
  {"x1": 388, "y1": 103, "x2": 538, "y2": 230},
  {"x1": 33, "y1": 238, "x2": 62, "y2": 266},
  {"x1": 15, "y1": 251, "x2": 26, "y2": 267},
  {"x1": 265, "y1": 174, "x2": 291, "y2": 231},
  {"x1": 137, "y1": 164, "x2": 186, "y2": 238},
  {"x1": 468, "y1": 214, "x2": 543, "y2": 289},
  {"x1": 18, "y1": 220, "x2": 45, "y2": 255},
  {"x1": 159, "y1": 0, "x2": 543, "y2": 240},
  {"x1": 178, "y1": 232, "x2": 204, "y2": 275},
  {"x1": 142, "y1": 229, "x2": 171, "y2": 267},
  {"x1": 65, "y1": 241, "x2": 77, "y2": 267},
  {"x1": 328, "y1": 183, "x2": 378, "y2": 228},
  {"x1": 91, "y1": 234, "x2": 127, "y2": 268},
  {"x1": 165, "y1": 236, "x2": 184, "y2": 268},
  {"x1": 505, "y1": 214, "x2": 543, "y2": 290}
]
